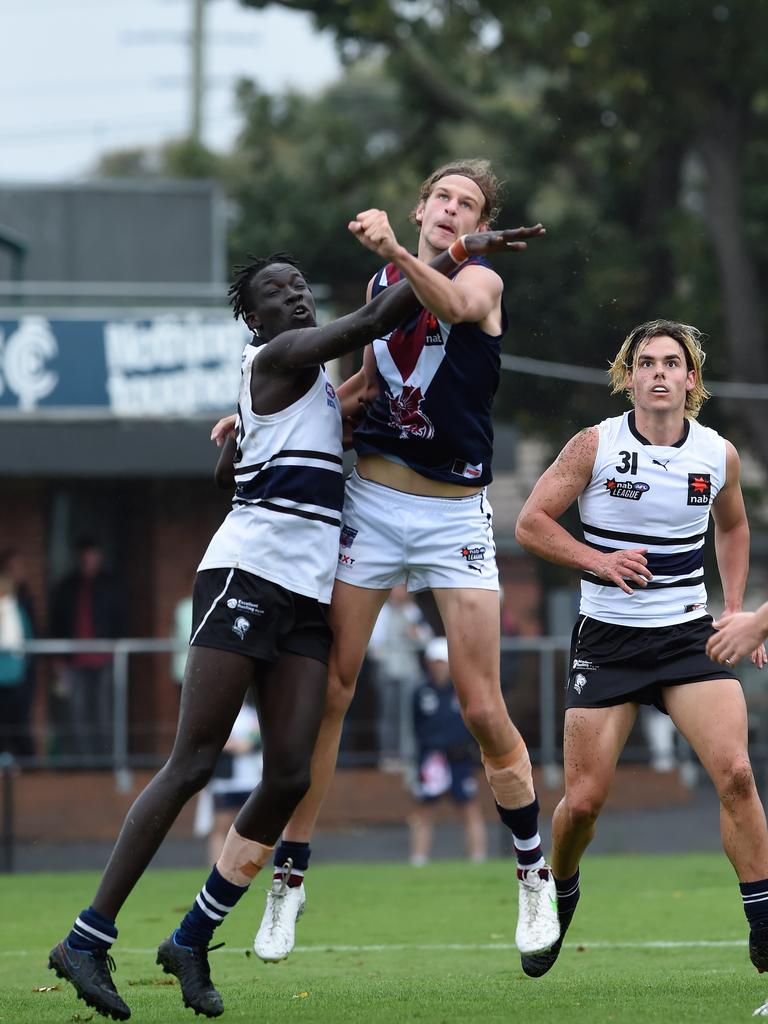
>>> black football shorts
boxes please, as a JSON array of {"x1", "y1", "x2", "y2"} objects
[
  {"x1": 189, "y1": 567, "x2": 332, "y2": 665},
  {"x1": 565, "y1": 613, "x2": 739, "y2": 713}
]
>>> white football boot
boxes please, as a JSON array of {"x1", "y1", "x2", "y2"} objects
[
  {"x1": 253, "y1": 859, "x2": 306, "y2": 963},
  {"x1": 515, "y1": 864, "x2": 560, "y2": 955}
]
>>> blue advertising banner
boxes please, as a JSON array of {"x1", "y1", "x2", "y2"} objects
[{"x1": 0, "y1": 312, "x2": 250, "y2": 415}]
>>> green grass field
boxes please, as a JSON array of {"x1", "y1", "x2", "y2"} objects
[{"x1": 2, "y1": 854, "x2": 767, "y2": 1024}]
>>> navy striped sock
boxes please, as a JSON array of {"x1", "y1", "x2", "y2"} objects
[
  {"x1": 175, "y1": 866, "x2": 249, "y2": 949},
  {"x1": 67, "y1": 906, "x2": 117, "y2": 952},
  {"x1": 740, "y1": 878, "x2": 768, "y2": 929},
  {"x1": 273, "y1": 840, "x2": 311, "y2": 887},
  {"x1": 555, "y1": 870, "x2": 581, "y2": 917},
  {"x1": 496, "y1": 798, "x2": 545, "y2": 870}
]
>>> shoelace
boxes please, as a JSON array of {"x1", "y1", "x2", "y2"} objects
[
  {"x1": 91, "y1": 948, "x2": 117, "y2": 974},
  {"x1": 190, "y1": 942, "x2": 224, "y2": 985},
  {"x1": 277, "y1": 858, "x2": 294, "y2": 897},
  {"x1": 521, "y1": 869, "x2": 546, "y2": 890}
]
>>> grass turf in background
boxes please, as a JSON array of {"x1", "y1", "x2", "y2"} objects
[{"x1": 1, "y1": 853, "x2": 766, "y2": 1024}]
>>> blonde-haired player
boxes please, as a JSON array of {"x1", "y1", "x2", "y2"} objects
[{"x1": 516, "y1": 318, "x2": 768, "y2": 977}]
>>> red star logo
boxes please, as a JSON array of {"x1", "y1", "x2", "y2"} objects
[
  {"x1": 691, "y1": 476, "x2": 709, "y2": 494},
  {"x1": 605, "y1": 478, "x2": 617, "y2": 491},
  {"x1": 461, "y1": 547, "x2": 470, "y2": 557}
]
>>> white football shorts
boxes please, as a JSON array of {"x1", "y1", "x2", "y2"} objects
[{"x1": 335, "y1": 469, "x2": 499, "y2": 593}]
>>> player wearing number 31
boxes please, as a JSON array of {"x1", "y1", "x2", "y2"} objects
[{"x1": 515, "y1": 319, "x2": 768, "y2": 978}]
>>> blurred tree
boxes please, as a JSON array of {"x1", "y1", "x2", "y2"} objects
[
  {"x1": 224, "y1": 66, "x2": 432, "y2": 309},
  {"x1": 239, "y1": 0, "x2": 768, "y2": 463},
  {"x1": 94, "y1": 138, "x2": 222, "y2": 179}
]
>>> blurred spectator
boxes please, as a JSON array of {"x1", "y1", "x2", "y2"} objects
[
  {"x1": 172, "y1": 593, "x2": 194, "y2": 685},
  {"x1": 0, "y1": 548, "x2": 38, "y2": 758},
  {"x1": 408, "y1": 637, "x2": 487, "y2": 866},
  {"x1": 193, "y1": 698, "x2": 263, "y2": 863},
  {"x1": 367, "y1": 585, "x2": 433, "y2": 770},
  {"x1": 0, "y1": 563, "x2": 34, "y2": 757},
  {"x1": 641, "y1": 706, "x2": 678, "y2": 773},
  {"x1": 49, "y1": 537, "x2": 121, "y2": 759}
]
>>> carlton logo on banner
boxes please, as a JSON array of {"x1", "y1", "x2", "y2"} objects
[{"x1": 0, "y1": 313, "x2": 249, "y2": 415}]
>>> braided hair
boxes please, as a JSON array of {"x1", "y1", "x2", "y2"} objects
[{"x1": 227, "y1": 252, "x2": 302, "y2": 323}]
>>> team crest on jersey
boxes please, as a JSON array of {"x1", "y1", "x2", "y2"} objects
[
  {"x1": 325, "y1": 381, "x2": 338, "y2": 409},
  {"x1": 687, "y1": 473, "x2": 711, "y2": 505},
  {"x1": 387, "y1": 385, "x2": 435, "y2": 440},
  {"x1": 572, "y1": 673, "x2": 588, "y2": 694},
  {"x1": 604, "y1": 478, "x2": 650, "y2": 500}
]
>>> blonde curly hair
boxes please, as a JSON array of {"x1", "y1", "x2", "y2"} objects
[{"x1": 608, "y1": 319, "x2": 711, "y2": 419}]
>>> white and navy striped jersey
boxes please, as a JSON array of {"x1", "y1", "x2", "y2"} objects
[
  {"x1": 578, "y1": 411, "x2": 727, "y2": 627},
  {"x1": 198, "y1": 342, "x2": 344, "y2": 603}
]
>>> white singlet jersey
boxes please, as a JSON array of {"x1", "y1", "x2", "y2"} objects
[
  {"x1": 198, "y1": 343, "x2": 344, "y2": 603},
  {"x1": 578, "y1": 411, "x2": 727, "y2": 628}
]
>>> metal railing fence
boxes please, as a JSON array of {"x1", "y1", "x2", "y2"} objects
[
  {"x1": 6, "y1": 635, "x2": 763, "y2": 794},
  {"x1": 0, "y1": 636, "x2": 571, "y2": 793}
]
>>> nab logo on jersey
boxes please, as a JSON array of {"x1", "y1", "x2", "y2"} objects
[
  {"x1": 687, "y1": 473, "x2": 712, "y2": 505},
  {"x1": 424, "y1": 313, "x2": 444, "y2": 347}
]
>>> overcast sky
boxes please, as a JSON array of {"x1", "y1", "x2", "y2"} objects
[{"x1": 1, "y1": 0, "x2": 341, "y2": 182}]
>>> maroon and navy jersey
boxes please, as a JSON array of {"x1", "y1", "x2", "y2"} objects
[{"x1": 352, "y1": 256, "x2": 506, "y2": 487}]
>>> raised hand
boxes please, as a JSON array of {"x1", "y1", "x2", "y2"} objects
[
  {"x1": 348, "y1": 209, "x2": 401, "y2": 261},
  {"x1": 591, "y1": 547, "x2": 651, "y2": 596},
  {"x1": 464, "y1": 224, "x2": 546, "y2": 256}
]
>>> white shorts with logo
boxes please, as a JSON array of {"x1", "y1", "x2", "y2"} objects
[{"x1": 335, "y1": 469, "x2": 499, "y2": 593}]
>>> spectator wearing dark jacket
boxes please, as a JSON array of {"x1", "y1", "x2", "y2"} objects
[
  {"x1": 408, "y1": 637, "x2": 487, "y2": 866},
  {"x1": 49, "y1": 538, "x2": 121, "y2": 759}
]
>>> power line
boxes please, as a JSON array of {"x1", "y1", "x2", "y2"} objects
[
  {"x1": 0, "y1": 75, "x2": 239, "y2": 101},
  {"x1": 0, "y1": 103, "x2": 237, "y2": 144}
]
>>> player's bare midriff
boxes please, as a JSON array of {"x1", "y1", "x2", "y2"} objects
[{"x1": 356, "y1": 453, "x2": 483, "y2": 498}]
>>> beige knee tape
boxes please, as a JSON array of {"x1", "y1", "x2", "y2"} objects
[
  {"x1": 216, "y1": 827, "x2": 273, "y2": 886},
  {"x1": 483, "y1": 740, "x2": 534, "y2": 809}
]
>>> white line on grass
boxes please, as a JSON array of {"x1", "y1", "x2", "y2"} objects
[{"x1": 1, "y1": 939, "x2": 747, "y2": 957}]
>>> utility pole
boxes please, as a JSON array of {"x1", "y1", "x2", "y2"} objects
[
  {"x1": 190, "y1": 0, "x2": 206, "y2": 143},
  {"x1": 121, "y1": 2, "x2": 257, "y2": 146}
]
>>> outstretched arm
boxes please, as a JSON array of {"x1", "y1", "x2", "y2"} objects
[
  {"x1": 515, "y1": 428, "x2": 652, "y2": 595},
  {"x1": 260, "y1": 214, "x2": 544, "y2": 373},
  {"x1": 350, "y1": 210, "x2": 545, "y2": 325}
]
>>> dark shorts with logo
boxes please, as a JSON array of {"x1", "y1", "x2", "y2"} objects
[
  {"x1": 190, "y1": 567, "x2": 332, "y2": 666},
  {"x1": 565, "y1": 613, "x2": 739, "y2": 713}
]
